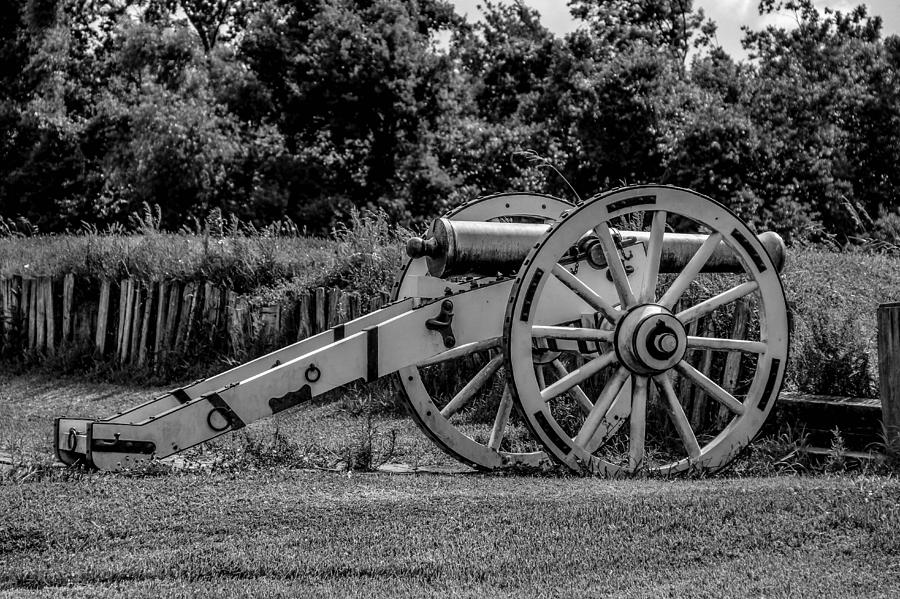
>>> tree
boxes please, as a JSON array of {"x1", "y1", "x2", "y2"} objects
[
  {"x1": 239, "y1": 0, "x2": 462, "y2": 230},
  {"x1": 151, "y1": 1, "x2": 261, "y2": 53},
  {"x1": 567, "y1": 0, "x2": 715, "y2": 66},
  {"x1": 742, "y1": 0, "x2": 900, "y2": 239},
  {"x1": 454, "y1": 1, "x2": 558, "y2": 120}
]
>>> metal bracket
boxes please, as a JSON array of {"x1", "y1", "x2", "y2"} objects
[
  {"x1": 425, "y1": 299, "x2": 456, "y2": 348},
  {"x1": 91, "y1": 435, "x2": 156, "y2": 454}
]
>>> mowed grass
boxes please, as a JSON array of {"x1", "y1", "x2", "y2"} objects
[
  {"x1": 2, "y1": 473, "x2": 900, "y2": 598},
  {"x1": 1, "y1": 376, "x2": 900, "y2": 597}
]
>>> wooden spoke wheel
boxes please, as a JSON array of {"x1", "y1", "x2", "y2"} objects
[
  {"x1": 504, "y1": 186, "x2": 789, "y2": 475},
  {"x1": 392, "y1": 193, "x2": 573, "y2": 470}
]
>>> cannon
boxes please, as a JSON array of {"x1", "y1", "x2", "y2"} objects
[{"x1": 55, "y1": 185, "x2": 788, "y2": 475}]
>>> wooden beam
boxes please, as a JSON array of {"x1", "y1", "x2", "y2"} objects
[{"x1": 877, "y1": 302, "x2": 900, "y2": 451}]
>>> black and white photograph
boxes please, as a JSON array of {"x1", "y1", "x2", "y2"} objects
[{"x1": 1, "y1": 1, "x2": 899, "y2": 596}]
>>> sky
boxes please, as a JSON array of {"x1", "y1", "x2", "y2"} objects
[{"x1": 450, "y1": 0, "x2": 900, "y2": 60}]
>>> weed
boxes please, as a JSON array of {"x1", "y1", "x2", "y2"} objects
[
  {"x1": 727, "y1": 424, "x2": 812, "y2": 476},
  {"x1": 823, "y1": 427, "x2": 848, "y2": 472},
  {"x1": 211, "y1": 428, "x2": 322, "y2": 472},
  {"x1": 334, "y1": 391, "x2": 402, "y2": 472}
]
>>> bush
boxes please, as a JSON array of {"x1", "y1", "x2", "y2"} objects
[
  {"x1": 782, "y1": 247, "x2": 900, "y2": 397},
  {"x1": 790, "y1": 310, "x2": 876, "y2": 397}
]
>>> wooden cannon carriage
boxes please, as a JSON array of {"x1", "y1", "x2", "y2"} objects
[{"x1": 55, "y1": 185, "x2": 788, "y2": 475}]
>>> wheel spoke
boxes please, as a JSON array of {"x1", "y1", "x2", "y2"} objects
[
  {"x1": 640, "y1": 211, "x2": 667, "y2": 304},
  {"x1": 532, "y1": 326, "x2": 614, "y2": 342},
  {"x1": 686, "y1": 336, "x2": 766, "y2": 354},
  {"x1": 540, "y1": 351, "x2": 617, "y2": 402},
  {"x1": 653, "y1": 373, "x2": 701, "y2": 459},
  {"x1": 675, "y1": 360, "x2": 746, "y2": 415},
  {"x1": 487, "y1": 385, "x2": 513, "y2": 451},
  {"x1": 535, "y1": 364, "x2": 546, "y2": 389},
  {"x1": 551, "y1": 264, "x2": 622, "y2": 324},
  {"x1": 628, "y1": 376, "x2": 649, "y2": 471},
  {"x1": 416, "y1": 337, "x2": 500, "y2": 367},
  {"x1": 551, "y1": 360, "x2": 593, "y2": 415},
  {"x1": 574, "y1": 366, "x2": 631, "y2": 447},
  {"x1": 658, "y1": 232, "x2": 723, "y2": 309},
  {"x1": 676, "y1": 281, "x2": 758, "y2": 325},
  {"x1": 594, "y1": 222, "x2": 637, "y2": 308},
  {"x1": 440, "y1": 354, "x2": 504, "y2": 418}
]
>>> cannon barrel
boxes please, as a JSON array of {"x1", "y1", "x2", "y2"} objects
[{"x1": 407, "y1": 218, "x2": 786, "y2": 278}]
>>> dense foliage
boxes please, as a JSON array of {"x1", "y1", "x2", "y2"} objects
[{"x1": 1, "y1": 0, "x2": 899, "y2": 243}]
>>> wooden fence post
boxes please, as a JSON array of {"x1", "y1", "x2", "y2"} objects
[
  {"x1": 175, "y1": 282, "x2": 198, "y2": 351},
  {"x1": 877, "y1": 302, "x2": 900, "y2": 450},
  {"x1": 296, "y1": 291, "x2": 312, "y2": 341},
  {"x1": 227, "y1": 293, "x2": 248, "y2": 356},
  {"x1": 314, "y1": 287, "x2": 326, "y2": 334},
  {"x1": 34, "y1": 277, "x2": 47, "y2": 351},
  {"x1": 716, "y1": 298, "x2": 751, "y2": 426},
  {"x1": 339, "y1": 292, "x2": 351, "y2": 324},
  {"x1": 678, "y1": 314, "x2": 699, "y2": 415},
  {"x1": 95, "y1": 279, "x2": 111, "y2": 355},
  {"x1": 137, "y1": 284, "x2": 153, "y2": 366},
  {"x1": 62, "y1": 274, "x2": 74, "y2": 346},
  {"x1": 116, "y1": 279, "x2": 129, "y2": 362},
  {"x1": 154, "y1": 281, "x2": 168, "y2": 367},
  {"x1": 164, "y1": 282, "x2": 181, "y2": 350},
  {"x1": 26, "y1": 278, "x2": 36, "y2": 349},
  {"x1": 0, "y1": 277, "x2": 7, "y2": 346},
  {"x1": 689, "y1": 318, "x2": 716, "y2": 428},
  {"x1": 42, "y1": 276, "x2": 55, "y2": 353},
  {"x1": 326, "y1": 288, "x2": 340, "y2": 328},
  {"x1": 129, "y1": 283, "x2": 143, "y2": 363}
]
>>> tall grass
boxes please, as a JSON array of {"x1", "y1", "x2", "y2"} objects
[
  {"x1": 0, "y1": 206, "x2": 337, "y2": 293},
  {"x1": 0, "y1": 206, "x2": 409, "y2": 303}
]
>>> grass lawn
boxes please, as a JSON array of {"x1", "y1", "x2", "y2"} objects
[{"x1": 2, "y1": 376, "x2": 900, "y2": 598}]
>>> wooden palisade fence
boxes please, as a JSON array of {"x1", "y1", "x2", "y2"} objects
[
  {"x1": 0, "y1": 275, "x2": 390, "y2": 371},
  {"x1": 0, "y1": 275, "x2": 759, "y2": 434}
]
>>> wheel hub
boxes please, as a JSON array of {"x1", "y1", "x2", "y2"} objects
[{"x1": 615, "y1": 305, "x2": 686, "y2": 374}]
